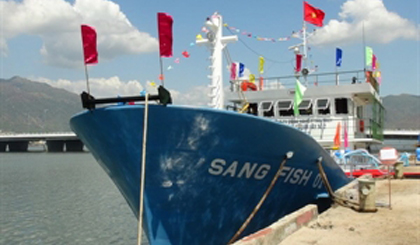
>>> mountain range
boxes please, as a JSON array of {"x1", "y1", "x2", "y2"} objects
[{"x1": 0, "y1": 76, "x2": 419, "y2": 133}]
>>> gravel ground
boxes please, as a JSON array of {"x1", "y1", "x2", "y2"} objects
[{"x1": 281, "y1": 166, "x2": 420, "y2": 245}]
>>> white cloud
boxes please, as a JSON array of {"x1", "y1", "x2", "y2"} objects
[
  {"x1": 170, "y1": 86, "x2": 210, "y2": 106},
  {"x1": 0, "y1": 0, "x2": 158, "y2": 67},
  {"x1": 37, "y1": 76, "x2": 145, "y2": 97},
  {"x1": 310, "y1": 0, "x2": 419, "y2": 46}
]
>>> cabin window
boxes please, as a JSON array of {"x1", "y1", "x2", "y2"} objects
[
  {"x1": 298, "y1": 99, "x2": 313, "y2": 115},
  {"x1": 258, "y1": 101, "x2": 274, "y2": 117},
  {"x1": 335, "y1": 98, "x2": 349, "y2": 114},
  {"x1": 276, "y1": 100, "x2": 294, "y2": 117},
  {"x1": 316, "y1": 98, "x2": 330, "y2": 115},
  {"x1": 247, "y1": 103, "x2": 258, "y2": 116}
]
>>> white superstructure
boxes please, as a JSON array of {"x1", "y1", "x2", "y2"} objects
[{"x1": 196, "y1": 12, "x2": 237, "y2": 109}]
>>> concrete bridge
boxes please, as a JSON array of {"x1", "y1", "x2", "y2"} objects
[{"x1": 0, "y1": 132, "x2": 84, "y2": 152}]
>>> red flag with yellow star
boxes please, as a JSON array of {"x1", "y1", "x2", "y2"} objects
[{"x1": 304, "y1": 2, "x2": 325, "y2": 27}]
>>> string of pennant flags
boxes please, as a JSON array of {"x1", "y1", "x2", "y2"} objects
[
  {"x1": 80, "y1": 12, "x2": 382, "y2": 95},
  {"x1": 223, "y1": 24, "x2": 304, "y2": 42}
]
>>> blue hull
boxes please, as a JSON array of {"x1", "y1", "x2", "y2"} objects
[{"x1": 70, "y1": 104, "x2": 350, "y2": 244}]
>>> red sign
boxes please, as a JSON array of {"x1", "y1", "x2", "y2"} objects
[{"x1": 379, "y1": 147, "x2": 398, "y2": 165}]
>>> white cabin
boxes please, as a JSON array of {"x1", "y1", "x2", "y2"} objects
[{"x1": 225, "y1": 70, "x2": 385, "y2": 150}]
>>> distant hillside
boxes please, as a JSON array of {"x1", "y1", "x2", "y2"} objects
[
  {"x1": 382, "y1": 94, "x2": 420, "y2": 130},
  {"x1": 0, "y1": 76, "x2": 82, "y2": 133},
  {"x1": 0, "y1": 76, "x2": 418, "y2": 132}
]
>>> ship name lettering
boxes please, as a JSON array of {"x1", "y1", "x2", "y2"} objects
[
  {"x1": 280, "y1": 166, "x2": 313, "y2": 186},
  {"x1": 208, "y1": 158, "x2": 270, "y2": 180}
]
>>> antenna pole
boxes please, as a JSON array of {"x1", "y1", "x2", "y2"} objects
[
  {"x1": 362, "y1": 21, "x2": 366, "y2": 71},
  {"x1": 84, "y1": 64, "x2": 90, "y2": 95},
  {"x1": 302, "y1": 21, "x2": 308, "y2": 69},
  {"x1": 159, "y1": 57, "x2": 165, "y2": 87}
]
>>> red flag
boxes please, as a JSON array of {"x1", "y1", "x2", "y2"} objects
[
  {"x1": 304, "y1": 2, "x2": 325, "y2": 27},
  {"x1": 157, "y1": 13, "x2": 173, "y2": 58},
  {"x1": 81, "y1": 25, "x2": 98, "y2": 64},
  {"x1": 295, "y1": 54, "x2": 302, "y2": 72}
]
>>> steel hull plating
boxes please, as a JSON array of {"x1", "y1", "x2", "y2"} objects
[{"x1": 70, "y1": 105, "x2": 350, "y2": 245}]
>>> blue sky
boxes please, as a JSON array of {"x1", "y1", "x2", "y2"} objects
[{"x1": 1, "y1": 0, "x2": 419, "y2": 105}]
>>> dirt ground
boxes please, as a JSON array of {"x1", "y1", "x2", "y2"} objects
[{"x1": 281, "y1": 166, "x2": 420, "y2": 245}]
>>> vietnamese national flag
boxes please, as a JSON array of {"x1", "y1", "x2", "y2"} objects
[
  {"x1": 304, "y1": 2, "x2": 325, "y2": 27},
  {"x1": 157, "y1": 12, "x2": 173, "y2": 58},
  {"x1": 81, "y1": 25, "x2": 98, "y2": 64}
]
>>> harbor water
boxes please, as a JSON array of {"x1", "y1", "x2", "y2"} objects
[{"x1": 0, "y1": 152, "x2": 148, "y2": 245}]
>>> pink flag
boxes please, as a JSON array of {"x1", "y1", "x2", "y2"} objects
[
  {"x1": 230, "y1": 63, "x2": 237, "y2": 80},
  {"x1": 344, "y1": 122, "x2": 349, "y2": 148},
  {"x1": 295, "y1": 54, "x2": 302, "y2": 72},
  {"x1": 372, "y1": 54, "x2": 376, "y2": 70},
  {"x1": 81, "y1": 25, "x2": 98, "y2": 64},
  {"x1": 157, "y1": 13, "x2": 173, "y2": 58}
]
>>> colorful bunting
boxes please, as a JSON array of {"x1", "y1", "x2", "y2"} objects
[
  {"x1": 224, "y1": 23, "x2": 303, "y2": 42},
  {"x1": 182, "y1": 51, "x2": 190, "y2": 58}
]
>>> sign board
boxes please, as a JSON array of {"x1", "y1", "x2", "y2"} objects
[{"x1": 379, "y1": 147, "x2": 398, "y2": 165}]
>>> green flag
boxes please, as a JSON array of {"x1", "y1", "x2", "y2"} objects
[
  {"x1": 365, "y1": 46, "x2": 373, "y2": 67},
  {"x1": 294, "y1": 79, "x2": 307, "y2": 116}
]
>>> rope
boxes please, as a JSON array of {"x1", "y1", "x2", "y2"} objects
[
  {"x1": 137, "y1": 93, "x2": 149, "y2": 245},
  {"x1": 316, "y1": 157, "x2": 360, "y2": 208},
  {"x1": 228, "y1": 154, "x2": 291, "y2": 244}
]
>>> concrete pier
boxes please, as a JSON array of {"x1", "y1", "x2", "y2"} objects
[
  {"x1": 0, "y1": 133, "x2": 85, "y2": 152},
  {"x1": 8, "y1": 141, "x2": 29, "y2": 152},
  {"x1": 65, "y1": 140, "x2": 84, "y2": 152},
  {"x1": 0, "y1": 142, "x2": 6, "y2": 152},
  {"x1": 46, "y1": 140, "x2": 65, "y2": 152}
]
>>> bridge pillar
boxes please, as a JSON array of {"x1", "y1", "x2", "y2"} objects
[
  {"x1": 8, "y1": 141, "x2": 29, "y2": 152},
  {"x1": 47, "y1": 140, "x2": 65, "y2": 152},
  {"x1": 65, "y1": 140, "x2": 84, "y2": 152},
  {"x1": 0, "y1": 142, "x2": 7, "y2": 152}
]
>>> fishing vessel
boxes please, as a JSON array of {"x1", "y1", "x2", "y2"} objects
[{"x1": 69, "y1": 9, "x2": 379, "y2": 245}]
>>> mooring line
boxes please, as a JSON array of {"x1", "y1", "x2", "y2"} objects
[{"x1": 137, "y1": 93, "x2": 149, "y2": 245}]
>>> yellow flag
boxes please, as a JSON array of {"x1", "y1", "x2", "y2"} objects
[
  {"x1": 249, "y1": 74, "x2": 255, "y2": 83},
  {"x1": 196, "y1": 34, "x2": 203, "y2": 40},
  {"x1": 259, "y1": 56, "x2": 265, "y2": 74}
]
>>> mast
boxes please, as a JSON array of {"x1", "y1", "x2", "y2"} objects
[{"x1": 196, "y1": 12, "x2": 238, "y2": 109}]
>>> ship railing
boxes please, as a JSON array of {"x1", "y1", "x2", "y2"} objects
[
  {"x1": 229, "y1": 70, "x2": 377, "y2": 92},
  {"x1": 333, "y1": 149, "x2": 389, "y2": 175}
]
